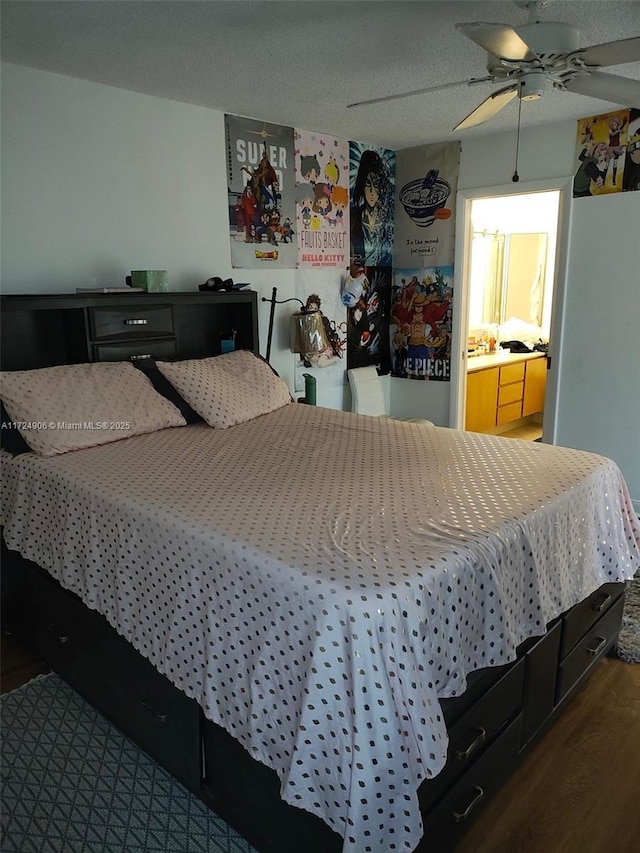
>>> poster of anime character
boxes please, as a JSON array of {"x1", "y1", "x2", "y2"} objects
[
  {"x1": 390, "y1": 267, "x2": 453, "y2": 381},
  {"x1": 349, "y1": 142, "x2": 395, "y2": 267},
  {"x1": 622, "y1": 109, "x2": 640, "y2": 193},
  {"x1": 341, "y1": 265, "x2": 391, "y2": 372},
  {"x1": 225, "y1": 115, "x2": 296, "y2": 268},
  {"x1": 394, "y1": 142, "x2": 460, "y2": 269},
  {"x1": 573, "y1": 109, "x2": 632, "y2": 198},
  {"x1": 294, "y1": 130, "x2": 350, "y2": 268},
  {"x1": 293, "y1": 268, "x2": 346, "y2": 396}
]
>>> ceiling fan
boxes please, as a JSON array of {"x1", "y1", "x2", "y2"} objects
[{"x1": 347, "y1": 1, "x2": 640, "y2": 131}]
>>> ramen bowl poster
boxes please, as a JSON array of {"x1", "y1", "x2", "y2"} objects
[
  {"x1": 294, "y1": 130, "x2": 349, "y2": 268},
  {"x1": 394, "y1": 142, "x2": 460, "y2": 269}
]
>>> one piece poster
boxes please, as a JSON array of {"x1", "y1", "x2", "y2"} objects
[
  {"x1": 294, "y1": 130, "x2": 350, "y2": 268},
  {"x1": 225, "y1": 115, "x2": 296, "y2": 268},
  {"x1": 343, "y1": 266, "x2": 391, "y2": 372},
  {"x1": 349, "y1": 142, "x2": 395, "y2": 267},
  {"x1": 390, "y1": 266, "x2": 454, "y2": 381},
  {"x1": 394, "y1": 142, "x2": 460, "y2": 269},
  {"x1": 573, "y1": 109, "x2": 634, "y2": 198}
]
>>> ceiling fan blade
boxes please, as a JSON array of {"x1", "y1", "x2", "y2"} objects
[
  {"x1": 456, "y1": 22, "x2": 538, "y2": 62},
  {"x1": 346, "y1": 77, "x2": 492, "y2": 109},
  {"x1": 580, "y1": 36, "x2": 640, "y2": 68},
  {"x1": 565, "y1": 72, "x2": 640, "y2": 107},
  {"x1": 453, "y1": 85, "x2": 518, "y2": 131}
]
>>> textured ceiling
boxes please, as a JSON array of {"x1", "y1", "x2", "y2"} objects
[{"x1": 2, "y1": 0, "x2": 639, "y2": 149}]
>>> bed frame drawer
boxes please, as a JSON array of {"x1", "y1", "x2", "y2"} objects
[
  {"x1": 89, "y1": 304, "x2": 175, "y2": 341},
  {"x1": 418, "y1": 713, "x2": 524, "y2": 853},
  {"x1": 556, "y1": 594, "x2": 625, "y2": 704},
  {"x1": 419, "y1": 658, "x2": 524, "y2": 811},
  {"x1": 559, "y1": 582, "x2": 624, "y2": 659},
  {"x1": 30, "y1": 567, "x2": 201, "y2": 792},
  {"x1": 95, "y1": 632, "x2": 201, "y2": 791}
]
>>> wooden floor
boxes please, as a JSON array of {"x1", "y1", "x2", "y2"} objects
[
  {"x1": 2, "y1": 637, "x2": 639, "y2": 852},
  {"x1": 458, "y1": 655, "x2": 640, "y2": 853}
]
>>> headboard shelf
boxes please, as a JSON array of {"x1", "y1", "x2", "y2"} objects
[{"x1": 1, "y1": 291, "x2": 259, "y2": 370}]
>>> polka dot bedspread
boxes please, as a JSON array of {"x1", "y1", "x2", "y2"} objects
[{"x1": 2, "y1": 403, "x2": 639, "y2": 853}]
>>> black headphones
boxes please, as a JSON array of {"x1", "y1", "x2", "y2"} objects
[{"x1": 199, "y1": 277, "x2": 235, "y2": 292}]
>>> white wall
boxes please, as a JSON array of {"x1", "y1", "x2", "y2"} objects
[
  {"x1": 555, "y1": 190, "x2": 640, "y2": 496},
  {"x1": 2, "y1": 62, "x2": 639, "y2": 503},
  {"x1": 0, "y1": 63, "x2": 301, "y2": 396}
]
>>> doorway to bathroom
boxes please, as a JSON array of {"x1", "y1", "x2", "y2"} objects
[{"x1": 452, "y1": 184, "x2": 567, "y2": 443}]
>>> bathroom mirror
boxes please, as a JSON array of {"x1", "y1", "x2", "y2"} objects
[{"x1": 469, "y1": 231, "x2": 548, "y2": 328}]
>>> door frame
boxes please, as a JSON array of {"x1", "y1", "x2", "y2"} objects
[{"x1": 449, "y1": 176, "x2": 574, "y2": 444}]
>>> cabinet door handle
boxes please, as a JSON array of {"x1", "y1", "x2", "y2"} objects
[
  {"x1": 46, "y1": 624, "x2": 69, "y2": 644},
  {"x1": 124, "y1": 318, "x2": 148, "y2": 325},
  {"x1": 586, "y1": 636, "x2": 607, "y2": 656},
  {"x1": 592, "y1": 593, "x2": 612, "y2": 613},
  {"x1": 455, "y1": 727, "x2": 486, "y2": 761},
  {"x1": 130, "y1": 354, "x2": 152, "y2": 361},
  {"x1": 452, "y1": 785, "x2": 484, "y2": 823},
  {"x1": 139, "y1": 697, "x2": 168, "y2": 723}
]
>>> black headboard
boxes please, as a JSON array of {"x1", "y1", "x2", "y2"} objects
[{"x1": 0, "y1": 291, "x2": 259, "y2": 371}]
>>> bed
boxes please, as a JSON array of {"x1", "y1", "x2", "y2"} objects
[{"x1": 2, "y1": 293, "x2": 639, "y2": 853}]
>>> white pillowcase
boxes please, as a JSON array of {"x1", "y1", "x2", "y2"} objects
[
  {"x1": 1, "y1": 361, "x2": 186, "y2": 456},
  {"x1": 156, "y1": 350, "x2": 291, "y2": 429}
]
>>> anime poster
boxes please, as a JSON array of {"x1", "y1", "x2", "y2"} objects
[
  {"x1": 573, "y1": 109, "x2": 636, "y2": 198},
  {"x1": 294, "y1": 130, "x2": 349, "y2": 268},
  {"x1": 294, "y1": 268, "x2": 346, "y2": 395},
  {"x1": 390, "y1": 267, "x2": 454, "y2": 382},
  {"x1": 342, "y1": 265, "x2": 391, "y2": 372},
  {"x1": 394, "y1": 142, "x2": 460, "y2": 269},
  {"x1": 225, "y1": 115, "x2": 296, "y2": 268},
  {"x1": 622, "y1": 109, "x2": 640, "y2": 192},
  {"x1": 349, "y1": 142, "x2": 395, "y2": 267}
]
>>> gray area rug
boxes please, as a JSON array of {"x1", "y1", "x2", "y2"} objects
[
  {"x1": 615, "y1": 574, "x2": 640, "y2": 664},
  {"x1": 0, "y1": 673, "x2": 256, "y2": 853}
]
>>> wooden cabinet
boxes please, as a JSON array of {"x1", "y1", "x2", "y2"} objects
[
  {"x1": 0, "y1": 291, "x2": 259, "y2": 370},
  {"x1": 497, "y1": 361, "x2": 525, "y2": 425},
  {"x1": 522, "y1": 355, "x2": 547, "y2": 417},
  {"x1": 465, "y1": 368, "x2": 498, "y2": 432},
  {"x1": 466, "y1": 354, "x2": 546, "y2": 433}
]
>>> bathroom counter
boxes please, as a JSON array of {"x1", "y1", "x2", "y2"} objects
[{"x1": 467, "y1": 350, "x2": 545, "y2": 373}]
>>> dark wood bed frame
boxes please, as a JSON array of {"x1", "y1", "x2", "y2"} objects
[{"x1": 0, "y1": 293, "x2": 626, "y2": 853}]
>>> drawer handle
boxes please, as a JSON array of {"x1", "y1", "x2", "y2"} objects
[
  {"x1": 453, "y1": 785, "x2": 484, "y2": 823},
  {"x1": 139, "y1": 697, "x2": 168, "y2": 723},
  {"x1": 586, "y1": 636, "x2": 607, "y2": 656},
  {"x1": 592, "y1": 593, "x2": 612, "y2": 613},
  {"x1": 124, "y1": 318, "x2": 148, "y2": 325},
  {"x1": 130, "y1": 354, "x2": 152, "y2": 361},
  {"x1": 455, "y1": 726, "x2": 486, "y2": 761},
  {"x1": 46, "y1": 624, "x2": 69, "y2": 644}
]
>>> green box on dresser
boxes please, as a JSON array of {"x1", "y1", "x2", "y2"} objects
[{"x1": 131, "y1": 270, "x2": 168, "y2": 293}]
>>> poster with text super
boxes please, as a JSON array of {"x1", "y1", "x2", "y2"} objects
[
  {"x1": 393, "y1": 142, "x2": 460, "y2": 268},
  {"x1": 390, "y1": 266, "x2": 453, "y2": 382},
  {"x1": 349, "y1": 143, "x2": 395, "y2": 267},
  {"x1": 225, "y1": 115, "x2": 296, "y2": 268},
  {"x1": 295, "y1": 130, "x2": 349, "y2": 268},
  {"x1": 573, "y1": 109, "x2": 640, "y2": 197}
]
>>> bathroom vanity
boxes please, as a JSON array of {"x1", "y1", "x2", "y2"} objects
[{"x1": 465, "y1": 351, "x2": 547, "y2": 433}]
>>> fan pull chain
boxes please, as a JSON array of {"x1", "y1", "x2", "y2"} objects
[{"x1": 512, "y1": 81, "x2": 524, "y2": 182}]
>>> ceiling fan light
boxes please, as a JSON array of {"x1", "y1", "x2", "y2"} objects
[{"x1": 520, "y1": 73, "x2": 546, "y2": 100}]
